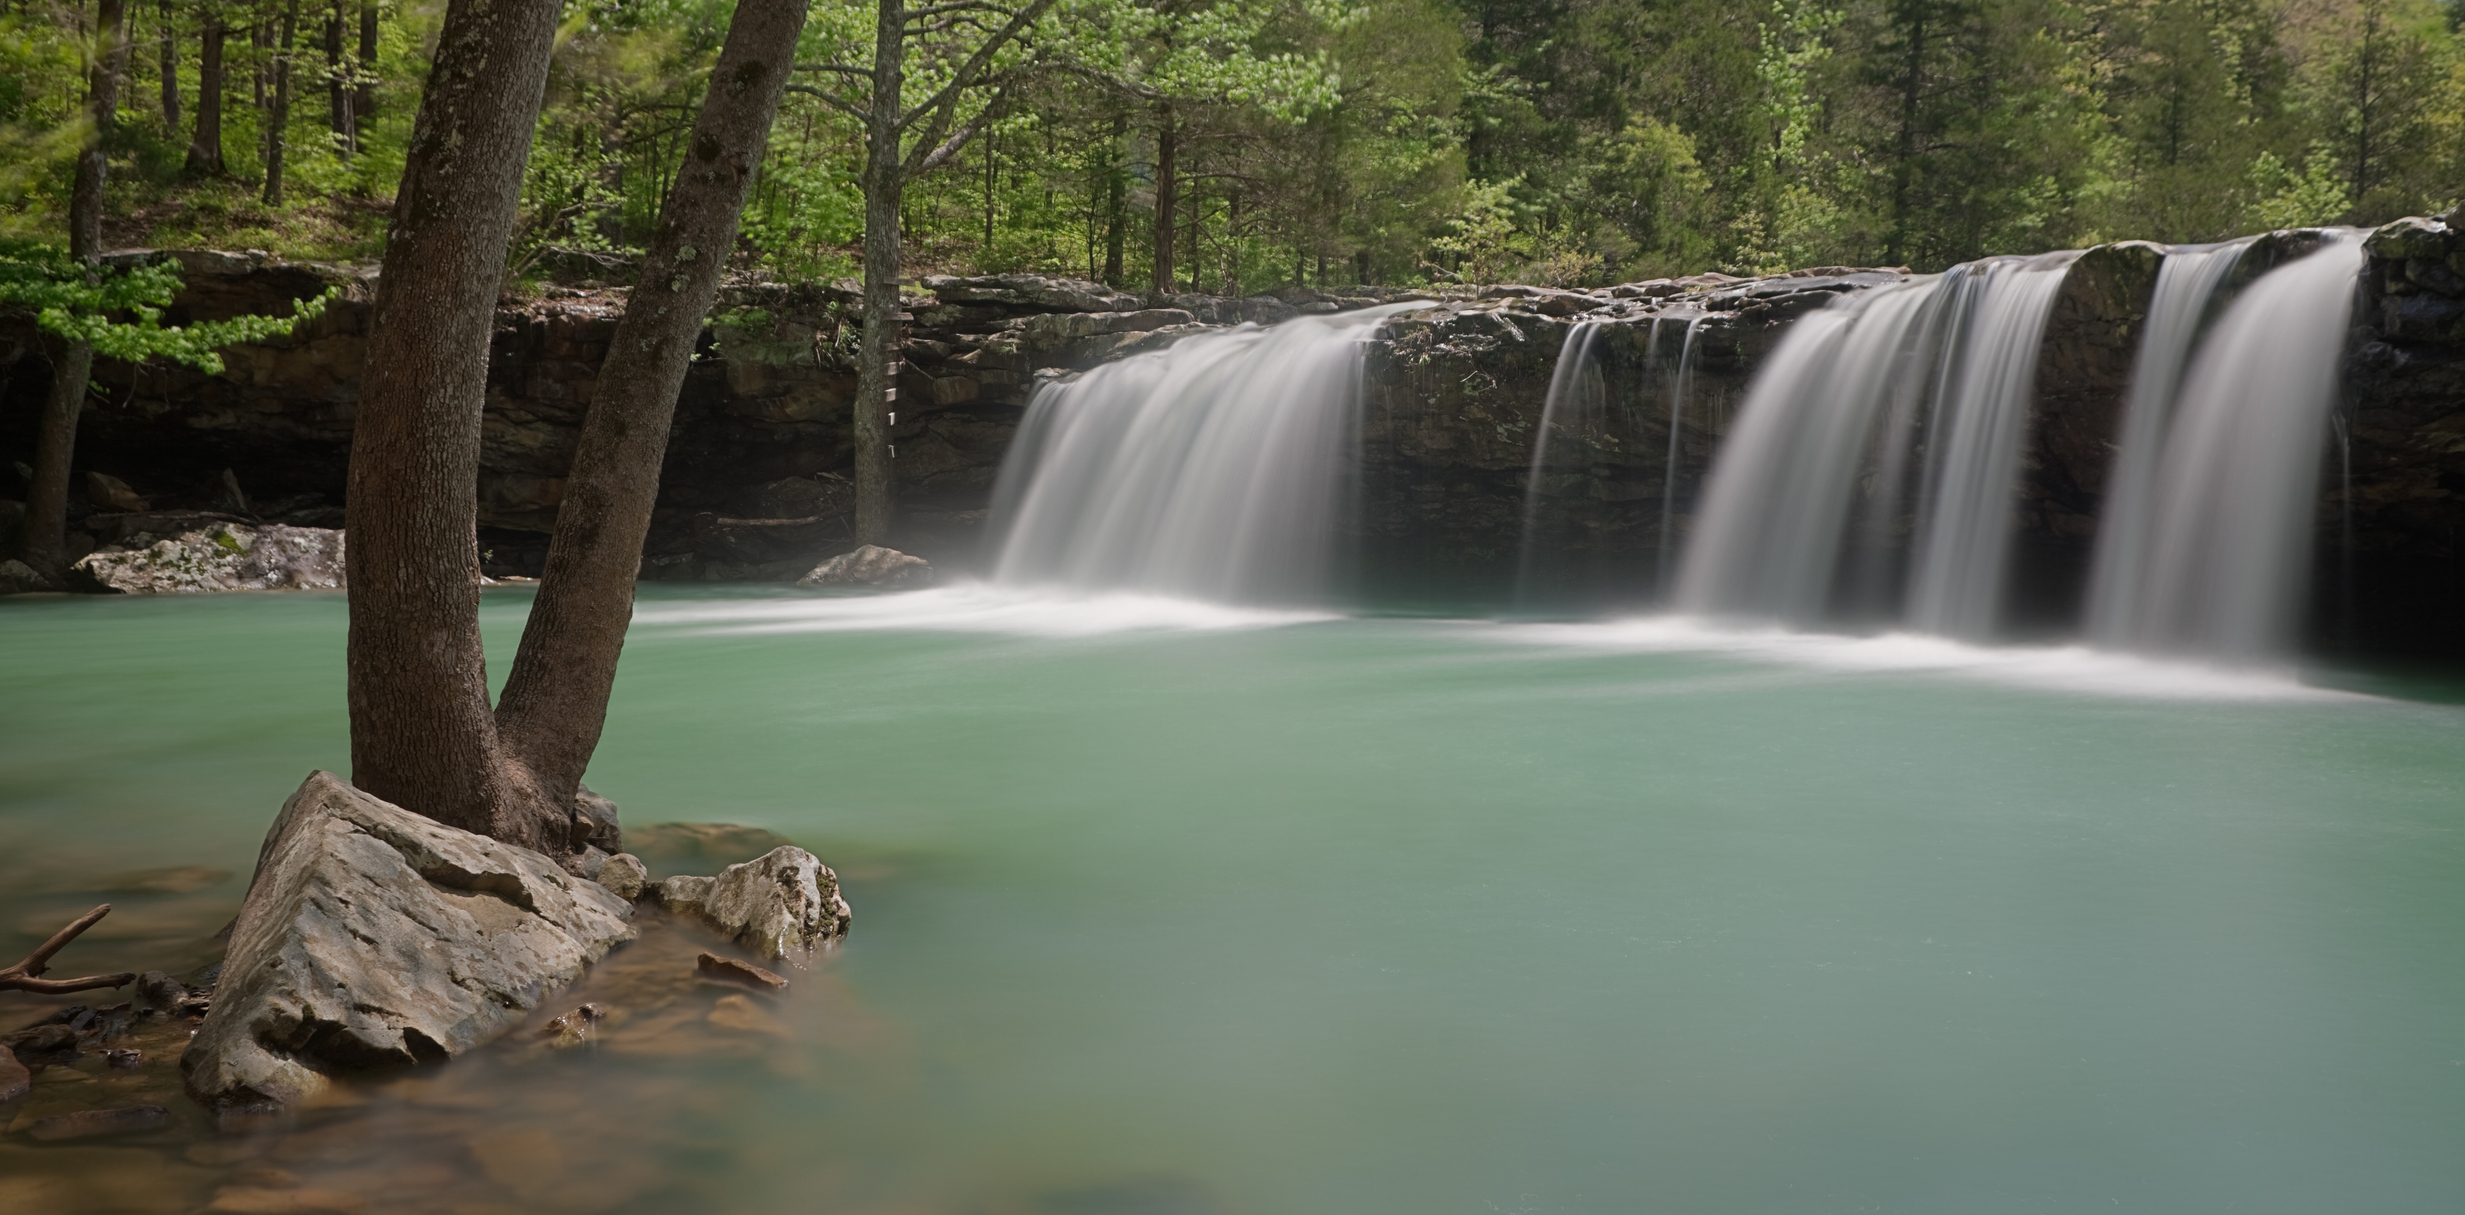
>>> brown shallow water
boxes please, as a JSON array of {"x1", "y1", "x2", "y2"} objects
[{"x1": 2, "y1": 829, "x2": 897, "y2": 1215}]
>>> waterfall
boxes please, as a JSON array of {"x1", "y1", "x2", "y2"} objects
[
  {"x1": 1515, "y1": 319, "x2": 1614, "y2": 600},
  {"x1": 2080, "y1": 238, "x2": 2257, "y2": 641},
  {"x1": 987, "y1": 304, "x2": 1417, "y2": 603},
  {"x1": 2083, "y1": 233, "x2": 2366, "y2": 659},
  {"x1": 1903, "y1": 253, "x2": 2081, "y2": 636},
  {"x1": 1656, "y1": 314, "x2": 1709, "y2": 591},
  {"x1": 1675, "y1": 253, "x2": 2077, "y2": 636}
]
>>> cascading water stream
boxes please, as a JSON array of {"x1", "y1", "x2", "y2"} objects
[
  {"x1": 1656, "y1": 314, "x2": 1709, "y2": 591},
  {"x1": 1675, "y1": 252, "x2": 2077, "y2": 637},
  {"x1": 2083, "y1": 232, "x2": 2367, "y2": 659},
  {"x1": 987, "y1": 304, "x2": 1419, "y2": 603},
  {"x1": 1514, "y1": 319, "x2": 1613, "y2": 600},
  {"x1": 2080, "y1": 237, "x2": 2258, "y2": 640},
  {"x1": 1902, "y1": 253, "x2": 2081, "y2": 635}
]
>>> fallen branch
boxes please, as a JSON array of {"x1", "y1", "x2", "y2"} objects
[{"x1": 0, "y1": 904, "x2": 137, "y2": 995}]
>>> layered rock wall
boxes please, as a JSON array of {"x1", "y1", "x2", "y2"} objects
[{"x1": 6, "y1": 227, "x2": 2460, "y2": 654}]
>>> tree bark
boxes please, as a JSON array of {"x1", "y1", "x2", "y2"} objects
[
  {"x1": 159, "y1": 0, "x2": 179, "y2": 129},
  {"x1": 850, "y1": 0, "x2": 905, "y2": 545},
  {"x1": 1102, "y1": 112, "x2": 1125, "y2": 286},
  {"x1": 1150, "y1": 103, "x2": 1175, "y2": 293},
  {"x1": 343, "y1": 0, "x2": 560, "y2": 846},
  {"x1": 186, "y1": 18, "x2": 225, "y2": 176},
  {"x1": 493, "y1": 0, "x2": 810, "y2": 818},
  {"x1": 324, "y1": 2, "x2": 350, "y2": 147},
  {"x1": 22, "y1": 0, "x2": 128, "y2": 580},
  {"x1": 353, "y1": 0, "x2": 376, "y2": 143},
  {"x1": 263, "y1": 0, "x2": 297, "y2": 205}
]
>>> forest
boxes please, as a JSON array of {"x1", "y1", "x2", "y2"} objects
[{"x1": 3, "y1": 0, "x2": 2460, "y2": 289}]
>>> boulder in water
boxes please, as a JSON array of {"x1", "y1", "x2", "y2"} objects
[
  {"x1": 182, "y1": 772, "x2": 636, "y2": 1111},
  {"x1": 654, "y1": 846, "x2": 851, "y2": 959},
  {"x1": 595, "y1": 852, "x2": 651, "y2": 901},
  {"x1": 71, "y1": 522, "x2": 344, "y2": 594},
  {"x1": 0, "y1": 558, "x2": 47, "y2": 595},
  {"x1": 796, "y1": 544, "x2": 930, "y2": 589}
]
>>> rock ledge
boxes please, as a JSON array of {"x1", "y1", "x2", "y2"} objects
[{"x1": 183, "y1": 772, "x2": 635, "y2": 1110}]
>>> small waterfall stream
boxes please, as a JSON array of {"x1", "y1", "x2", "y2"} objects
[
  {"x1": 2083, "y1": 233, "x2": 2367, "y2": 658},
  {"x1": 2081, "y1": 237, "x2": 2258, "y2": 640},
  {"x1": 1675, "y1": 253, "x2": 2077, "y2": 636},
  {"x1": 1514, "y1": 319, "x2": 1615, "y2": 600},
  {"x1": 987, "y1": 304, "x2": 1417, "y2": 602},
  {"x1": 1514, "y1": 314, "x2": 1710, "y2": 605}
]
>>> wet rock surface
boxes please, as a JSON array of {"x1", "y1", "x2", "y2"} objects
[
  {"x1": 70, "y1": 522, "x2": 345, "y2": 594},
  {"x1": 696, "y1": 952, "x2": 788, "y2": 993},
  {"x1": 653, "y1": 845, "x2": 851, "y2": 959},
  {"x1": 797, "y1": 543, "x2": 932, "y2": 589},
  {"x1": 2346, "y1": 212, "x2": 2465, "y2": 658},
  {"x1": 1353, "y1": 270, "x2": 1905, "y2": 603},
  {"x1": 183, "y1": 772, "x2": 636, "y2": 1110}
]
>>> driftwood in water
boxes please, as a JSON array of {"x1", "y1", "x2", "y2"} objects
[{"x1": 0, "y1": 904, "x2": 137, "y2": 995}]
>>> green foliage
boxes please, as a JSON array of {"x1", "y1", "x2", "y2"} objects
[
  {"x1": 5, "y1": 0, "x2": 2461, "y2": 291},
  {"x1": 0, "y1": 242, "x2": 334, "y2": 373}
]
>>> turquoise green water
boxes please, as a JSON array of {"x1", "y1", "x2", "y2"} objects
[{"x1": 5, "y1": 587, "x2": 2465, "y2": 1214}]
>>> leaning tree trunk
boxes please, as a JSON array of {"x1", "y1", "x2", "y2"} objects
[
  {"x1": 1150, "y1": 102, "x2": 1176, "y2": 293},
  {"x1": 21, "y1": 0, "x2": 128, "y2": 581},
  {"x1": 343, "y1": 0, "x2": 560, "y2": 845},
  {"x1": 493, "y1": 0, "x2": 811, "y2": 824},
  {"x1": 186, "y1": 18, "x2": 226, "y2": 176},
  {"x1": 263, "y1": 0, "x2": 297, "y2": 206},
  {"x1": 850, "y1": 0, "x2": 906, "y2": 545}
]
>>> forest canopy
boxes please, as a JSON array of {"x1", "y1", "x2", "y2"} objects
[{"x1": 3, "y1": 0, "x2": 2460, "y2": 286}]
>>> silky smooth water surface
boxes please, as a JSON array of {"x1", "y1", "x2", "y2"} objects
[{"x1": 4, "y1": 587, "x2": 2463, "y2": 1214}]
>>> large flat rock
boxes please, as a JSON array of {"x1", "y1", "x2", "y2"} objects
[{"x1": 183, "y1": 772, "x2": 635, "y2": 1110}]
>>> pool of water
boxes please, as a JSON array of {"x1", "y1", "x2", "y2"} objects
[{"x1": 4, "y1": 586, "x2": 2464, "y2": 1214}]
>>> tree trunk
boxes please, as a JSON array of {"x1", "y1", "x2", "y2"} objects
[
  {"x1": 263, "y1": 0, "x2": 297, "y2": 206},
  {"x1": 353, "y1": 0, "x2": 376, "y2": 143},
  {"x1": 159, "y1": 0, "x2": 178, "y2": 129},
  {"x1": 324, "y1": 2, "x2": 350, "y2": 147},
  {"x1": 22, "y1": 0, "x2": 128, "y2": 581},
  {"x1": 343, "y1": 0, "x2": 560, "y2": 846},
  {"x1": 851, "y1": 0, "x2": 905, "y2": 545},
  {"x1": 1884, "y1": 2, "x2": 1927, "y2": 267},
  {"x1": 493, "y1": 0, "x2": 810, "y2": 814},
  {"x1": 186, "y1": 19, "x2": 225, "y2": 176},
  {"x1": 1102, "y1": 112, "x2": 1124, "y2": 285},
  {"x1": 1150, "y1": 103, "x2": 1175, "y2": 293}
]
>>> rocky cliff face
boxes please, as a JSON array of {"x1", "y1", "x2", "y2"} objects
[
  {"x1": 6, "y1": 227, "x2": 2459, "y2": 654},
  {"x1": 0, "y1": 254, "x2": 1347, "y2": 578},
  {"x1": 1351, "y1": 273, "x2": 1901, "y2": 606},
  {"x1": 2345, "y1": 212, "x2": 2465, "y2": 658}
]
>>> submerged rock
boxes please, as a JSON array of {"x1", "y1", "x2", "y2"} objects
[
  {"x1": 26, "y1": 1104, "x2": 168, "y2": 1141},
  {"x1": 0, "y1": 1044, "x2": 27, "y2": 1102},
  {"x1": 654, "y1": 846, "x2": 851, "y2": 959},
  {"x1": 70, "y1": 523, "x2": 344, "y2": 594},
  {"x1": 182, "y1": 772, "x2": 635, "y2": 1110},
  {"x1": 796, "y1": 544, "x2": 931, "y2": 589},
  {"x1": 695, "y1": 952, "x2": 788, "y2": 993}
]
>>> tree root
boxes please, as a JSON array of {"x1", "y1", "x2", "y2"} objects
[{"x1": 0, "y1": 904, "x2": 136, "y2": 995}]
